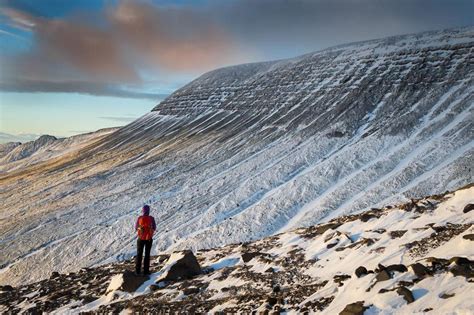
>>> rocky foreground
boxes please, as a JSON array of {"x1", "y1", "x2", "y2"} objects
[{"x1": 1, "y1": 185, "x2": 473, "y2": 314}]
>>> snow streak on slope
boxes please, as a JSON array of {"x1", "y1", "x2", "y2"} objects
[{"x1": 0, "y1": 27, "x2": 473, "y2": 286}]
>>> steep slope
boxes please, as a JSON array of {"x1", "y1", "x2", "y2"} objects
[
  {"x1": 1, "y1": 185, "x2": 473, "y2": 314},
  {"x1": 0, "y1": 27, "x2": 473, "y2": 286}
]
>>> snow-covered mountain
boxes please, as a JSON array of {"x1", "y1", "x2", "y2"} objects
[
  {"x1": 0, "y1": 27, "x2": 473, "y2": 287},
  {"x1": 2, "y1": 185, "x2": 473, "y2": 313}
]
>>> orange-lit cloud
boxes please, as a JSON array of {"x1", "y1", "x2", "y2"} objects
[
  {"x1": 0, "y1": 1, "x2": 243, "y2": 97},
  {"x1": 108, "y1": 1, "x2": 238, "y2": 72}
]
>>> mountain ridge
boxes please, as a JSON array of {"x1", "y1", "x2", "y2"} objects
[{"x1": 0, "y1": 26, "x2": 473, "y2": 286}]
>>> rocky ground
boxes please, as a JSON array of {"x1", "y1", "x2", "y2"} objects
[{"x1": 1, "y1": 184, "x2": 473, "y2": 314}]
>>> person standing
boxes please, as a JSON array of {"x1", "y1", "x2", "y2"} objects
[{"x1": 135, "y1": 205, "x2": 156, "y2": 275}]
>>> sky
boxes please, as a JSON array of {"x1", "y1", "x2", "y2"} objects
[{"x1": 0, "y1": 0, "x2": 473, "y2": 142}]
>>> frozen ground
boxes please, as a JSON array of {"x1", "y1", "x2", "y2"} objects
[
  {"x1": 1, "y1": 185, "x2": 473, "y2": 313},
  {"x1": 0, "y1": 27, "x2": 473, "y2": 286}
]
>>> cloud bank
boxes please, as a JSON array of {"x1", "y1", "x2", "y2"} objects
[{"x1": 1, "y1": 0, "x2": 472, "y2": 98}]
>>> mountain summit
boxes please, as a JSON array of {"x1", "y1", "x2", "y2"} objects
[{"x1": 0, "y1": 27, "x2": 473, "y2": 286}]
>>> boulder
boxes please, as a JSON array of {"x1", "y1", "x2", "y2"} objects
[
  {"x1": 339, "y1": 301, "x2": 368, "y2": 315},
  {"x1": 389, "y1": 230, "x2": 407, "y2": 239},
  {"x1": 158, "y1": 250, "x2": 201, "y2": 282},
  {"x1": 241, "y1": 252, "x2": 261, "y2": 263},
  {"x1": 355, "y1": 266, "x2": 368, "y2": 278},
  {"x1": 360, "y1": 213, "x2": 376, "y2": 222},
  {"x1": 0, "y1": 285, "x2": 14, "y2": 291},
  {"x1": 386, "y1": 264, "x2": 408, "y2": 273},
  {"x1": 107, "y1": 271, "x2": 149, "y2": 293},
  {"x1": 375, "y1": 270, "x2": 391, "y2": 282},
  {"x1": 375, "y1": 264, "x2": 386, "y2": 272},
  {"x1": 449, "y1": 257, "x2": 471, "y2": 265},
  {"x1": 462, "y1": 234, "x2": 474, "y2": 241},
  {"x1": 439, "y1": 292, "x2": 455, "y2": 299},
  {"x1": 449, "y1": 265, "x2": 474, "y2": 278},
  {"x1": 396, "y1": 286, "x2": 415, "y2": 304},
  {"x1": 463, "y1": 204, "x2": 474, "y2": 213},
  {"x1": 409, "y1": 263, "x2": 430, "y2": 279}
]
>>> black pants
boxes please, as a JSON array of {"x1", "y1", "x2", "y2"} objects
[{"x1": 135, "y1": 239, "x2": 153, "y2": 274}]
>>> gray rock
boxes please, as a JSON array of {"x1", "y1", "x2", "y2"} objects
[
  {"x1": 241, "y1": 252, "x2": 261, "y2": 263},
  {"x1": 115, "y1": 271, "x2": 149, "y2": 293},
  {"x1": 463, "y1": 204, "x2": 474, "y2": 213},
  {"x1": 439, "y1": 292, "x2": 455, "y2": 299},
  {"x1": 409, "y1": 263, "x2": 430, "y2": 279},
  {"x1": 375, "y1": 270, "x2": 391, "y2": 282},
  {"x1": 160, "y1": 250, "x2": 201, "y2": 281},
  {"x1": 396, "y1": 286, "x2": 415, "y2": 304},
  {"x1": 0, "y1": 285, "x2": 14, "y2": 291},
  {"x1": 355, "y1": 266, "x2": 368, "y2": 278},
  {"x1": 339, "y1": 301, "x2": 368, "y2": 315},
  {"x1": 462, "y1": 234, "x2": 474, "y2": 241},
  {"x1": 386, "y1": 264, "x2": 408, "y2": 273}
]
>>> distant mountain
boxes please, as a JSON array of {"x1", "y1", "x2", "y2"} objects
[
  {"x1": 0, "y1": 27, "x2": 473, "y2": 287},
  {"x1": 2, "y1": 185, "x2": 473, "y2": 313},
  {"x1": 0, "y1": 132, "x2": 41, "y2": 144}
]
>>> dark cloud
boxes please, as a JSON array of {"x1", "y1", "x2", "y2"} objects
[
  {"x1": 215, "y1": 0, "x2": 474, "y2": 59},
  {"x1": 0, "y1": 79, "x2": 168, "y2": 99},
  {"x1": 1, "y1": 0, "x2": 472, "y2": 97}
]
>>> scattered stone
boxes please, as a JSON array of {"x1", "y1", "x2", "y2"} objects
[
  {"x1": 409, "y1": 263, "x2": 430, "y2": 279},
  {"x1": 389, "y1": 230, "x2": 407, "y2": 238},
  {"x1": 241, "y1": 252, "x2": 261, "y2": 263},
  {"x1": 376, "y1": 270, "x2": 391, "y2": 282},
  {"x1": 339, "y1": 301, "x2": 369, "y2": 315},
  {"x1": 265, "y1": 267, "x2": 275, "y2": 273},
  {"x1": 81, "y1": 296, "x2": 96, "y2": 303},
  {"x1": 183, "y1": 287, "x2": 200, "y2": 295},
  {"x1": 301, "y1": 223, "x2": 341, "y2": 238},
  {"x1": 333, "y1": 274, "x2": 351, "y2": 286},
  {"x1": 463, "y1": 204, "x2": 474, "y2": 213},
  {"x1": 386, "y1": 264, "x2": 408, "y2": 273},
  {"x1": 324, "y1": 230, "x2": 342, "y2": 242},
  {"x1": 462, "y1": 234, "x2": 474, "y2": 241},
  {"x1": 0, "y1": 285, "x2": 14, "y2": 291},
  {"x1": 396, "y1": 286, "x2": 415, "y2": 304},
  {"x1": 266, "y1": 296, "x2": 278, "y2": 306},
  {"x1": 439, "y1": 292, "x2": 455, "y2": 299},
  {"x1": 360, "y1": 213, "x2": 376, "y2": 222},
  {"x1": 355, "y1": 266, "x2": 368, "y2": 278},
  {"x1": 50, "y1": 272, "x2": 60, "y2": 279},
  {"x1": 272, "y1": 286, "x2": 281, "y2": 293},
  {"x1": 423, "y1": 308, "x2": 433, "y2": 312}
]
